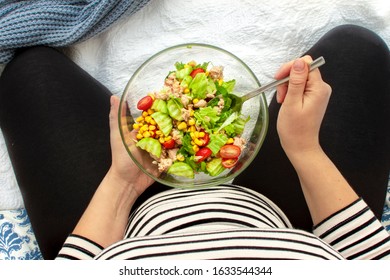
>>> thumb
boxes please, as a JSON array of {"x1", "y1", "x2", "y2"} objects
[
  {"x1": 109, "y1": 95, "x2": 119, "y2": 131},
  {"x1": 109, "y1": 95, "x2": 125, "y2": 148},
  {"x1": 284, "y1": 58, "x2": 309, "y2": 105}
]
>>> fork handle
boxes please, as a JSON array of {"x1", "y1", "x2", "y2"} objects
[{"x1": 241, "y1": 56, "x2": 326, "y2": 102}]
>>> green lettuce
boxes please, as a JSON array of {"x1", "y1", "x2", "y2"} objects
[
  {"x1": 222, "y1": 79, "x2": 236, "y2": 93},
  {"x1": 206, "y1": 158, "x2": 225, "y2": 176},
  {"x1": 180, "y1": 75, "x2": 193, "y2": 88},
  {"x1": 189, "y1": 73, "x2": 208, "y2": 99},
  {"x1": 217, "y1": 111, "x2": 239, "y2": 133},
  {"x1": 194, "y1": 107, "x2": 220, "y2": 129},
  {"x1": 223, "y1": 115, "x2": 250, "y2": 137},
  {"x1": 207, "y1": 133, "x2": 228, "y2": 155},
  {"x1": 176, "y1": 67, "x2": 193, "y2": 80},
  {"x1": 181, "y1": 133, "x2": 195, "y2": 155}
]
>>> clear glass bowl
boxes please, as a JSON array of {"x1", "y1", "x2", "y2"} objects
[{"x1": 119, "y1": 43, "x2": 268, "y2": 188}]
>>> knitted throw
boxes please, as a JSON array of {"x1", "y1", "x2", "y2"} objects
[{"x1": 0, "y1": 0, "x2": 151, "y2": 64}]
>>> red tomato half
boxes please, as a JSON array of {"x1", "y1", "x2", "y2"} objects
[
  {"x1": 195, "y1": 147, "x2": 212, "y2": 162},
  {"x1": 162, "y1": 139, "x2": 175, "y2": 149},
  {"x1": 190, "y1": 68, "x2": 205, "y2": 78},
  {"x1": 137, "y1": 96, "x2": 153, "y2": 111},
  {"x1": 222, "y1": 158, "x2": 238, "y2": 168},
  {"x1": 198, "y1": 132, "x2": 210, "y2": 147},
  {"x1": 220, "y1": 145, "x2": 241, "y2": 159}
]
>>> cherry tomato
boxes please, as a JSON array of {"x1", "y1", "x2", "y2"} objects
[
  {"x1": 222, "y1": 158, "x2": 238, "y2": 168},
  {"x1": 220, "y1": 144, "x2": 241, "y2": 159},
  {"x1": 162, "y1": 139, "x2": 175, "y2": 149},
  {"x1": 198, "y1": 131, "x2": 210, "y2": 147},
  {"x1": 195, "y1": 147, "x2": 212, "y2": 162},
  {"x1": 190, "y1": 68, "x2": 205, "y2": 78},
  {"x1": 137, "y1": 96, "x2": 153, "y2": 111}
]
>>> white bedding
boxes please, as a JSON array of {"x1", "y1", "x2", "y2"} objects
[{"x1": 0, "y1": 0, "x2": 389, "y2": 216}]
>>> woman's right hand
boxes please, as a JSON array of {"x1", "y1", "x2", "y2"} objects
[{"x1": 275, "y1": 55, "x2": 332, "y2": 160}]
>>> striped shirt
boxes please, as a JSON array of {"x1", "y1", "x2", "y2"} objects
[{"x1": 56, "y1": 185, "x2": 390, "y2": 260}]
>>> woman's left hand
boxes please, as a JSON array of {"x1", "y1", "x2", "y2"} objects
[{"x1": 108, "y1": 95, "x2": 157, "y2": 197}]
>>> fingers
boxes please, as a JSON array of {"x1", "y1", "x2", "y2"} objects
[
  {"x1": 275, "y1": 55, "x2": 324, "y2": 104},
  {"x1": 277, "y1": 58, "x2": 308, "y2": 105}
]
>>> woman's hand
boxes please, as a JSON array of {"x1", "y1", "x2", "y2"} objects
[
  {"x1": 71, "y1": 95, "x2": 158, "y2": 247},
  {"x1": 274, "y1": 56, "x2": 358, "y2": 225},
  {"x1": 275, "y1": 55, "x2": 332, "y2": 160},
  {"x1": 108, "y1": 95, "x2": 157, "y2": 197}
]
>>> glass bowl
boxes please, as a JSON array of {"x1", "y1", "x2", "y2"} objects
[{"x1": 119, "y1": 43, "x2": 268, "y2": 188}]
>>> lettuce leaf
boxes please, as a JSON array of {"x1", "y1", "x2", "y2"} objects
[
  {"x1": 207, "y1": 133, "x2": 228, "y2": 155},
  {"x1": 222, "y1": 79, "x2": 236, "y2": 93},
  {"x1": 232, "y1": 115, "x2": 250, "y2": 135},
  {"x1": 194, "y1": 107, "x2": 220, "y2": 129},
  {"x1": 181, "y1": 133, "x2": 195, "y2": 155},
  {"x1": 223, "y1": 115, "x2": 250, "y2": 137},
  {"x1": 216, "y1": 111, "x2": 239, "y2": 133},
  {"x1": 206, "y1": 158, "x2": 225, "y2": 176},
  {"x1": 195, "y1": 61, "x2": 209, "y2": 71},
  {"x1": 174, "y1": 62, "x2": 185, "y2": 70},
  {"x1": 189, "y1": 73, "x2": 208, "y2": 99},
  {"x1": 176, "y1": 67, "x2": 193, "y2": 80},
  {"x1": 167, "y1": 98, "x2": 184, "y2": 121},
  {"x1": 180, "y1": 75, "x2": 193, "y2": 88}
]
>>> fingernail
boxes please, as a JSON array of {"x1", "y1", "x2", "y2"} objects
[{"x1": 293, "y1": 59, "x2": 305, "y2": 71}]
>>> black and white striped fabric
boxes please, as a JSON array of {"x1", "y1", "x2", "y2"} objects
[{"x1": 57, "y1": 185, "x2": 390, "y2": 260}]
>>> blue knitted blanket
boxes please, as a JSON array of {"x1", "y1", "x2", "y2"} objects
[{"x1": 0, "y1": 0, "x2": 151, "y2": 64}]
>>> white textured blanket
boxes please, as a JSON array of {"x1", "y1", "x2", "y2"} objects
[{"x1": 1, "y1": 0, "x2": 389, "y2": 222}]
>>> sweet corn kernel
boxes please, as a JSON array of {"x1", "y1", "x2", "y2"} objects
[
  {"x1": 188, "y1": 60, "x2": 196, "y2": 67},
  {"x1": 143, "y1": 131, "x2": 151, "y2": 138},
  {"x1": 205, "y1": 71, "x2": 209, "y2": 76},
  {"x1": 192, "y1": 145, "x2": 199, "y2": 152},
  {"x1": 136, "y1": 116, "x2": 144, "y2": 122},
  {"x1": 133, "y1": 123, "x2": 140, "y2": 130},
  {"x1": 149, "y1": 125, "x2": 156, "y2": 131},
  {"x1": 194, "y1": 138, "x2": 204, "y2": 146},
  {"x1": 189, "y1": 109, "x2": 194, "y2": 117},
  {"x1": 149, "y1": 131, "x2": 155, "y2": 138},
  {"x1": 145, "y1": 116, "x2": 152, "y2": 123},
  {"x1": 227, "y1": 138, "x2": 234, "y2": 144},
  {"x1": 218, "y1": 79, "x2": 223, "y2": 86},
  {"x1": 199, "y1": 131, "x2": 205, "y2": 138},
  {"x1": 184, "y1": 64, "x2": 190, "y2": 68},
  {"x1": 142, "y1": 124, "x2": 149, "y2": 130},
  {"x1": 149, "y1": 119, "x2": 156, "y2": 125},
  {"x1": 191, "y1": 140, "x2": 195, "y2": 145},
  {"x1": 164, "y1": 136, "x2": 172, "y2": 141},
  {"x1": 177, "y1": 154, "x2": 185, "y2": 161},
  {"x1": 159, "y1": 137, "x2": 165, "y2": 144},
  {"x1": 188, "y1": 118, "x2": 195, "y2": 126},
  {"x1": 177, "y1": 122, "x2": 187, "y2": 130},
  {"x1": 136, "y1": 133, "x2": 143, "y2": 140},
  {"x1": 147, "y1": 93, "x2": 155, "y2": 100},
  {"x1": 190, "y1": 132, "x2": 195, "y2": 139},
  {"x1": 156, "y1": 130, "x2": 162, "y2": 136},
  {"x1": 189, "y1": 125, "x2": 196, "y2": 132},
  {"x1": 184, "y1": 88, "x2": 190, "y2": 94},
  {"x1": 142, "y1": 111, "x2": 149, "y2": 117},
  {"x1": 193, "y1": 98, "x2": 199, "y2": 104},
  {"x1": 147, "y1": 109, "x2": 154, "y2": 115},
  {"x1": 194, "y1": 131, "x2": 200, "y2": 138}
]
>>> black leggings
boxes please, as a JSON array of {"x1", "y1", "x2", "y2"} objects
[{"x1": 0, "y1": 25, "x2": 389, "y2": 260}]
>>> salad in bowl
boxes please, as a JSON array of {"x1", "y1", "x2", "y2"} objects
[
  {"x1": 119, "y1": 44, "x2": 268, "y2": 188},
  {"x1": 133, "y1": 60, "x2": 249, "y2": 179}
]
